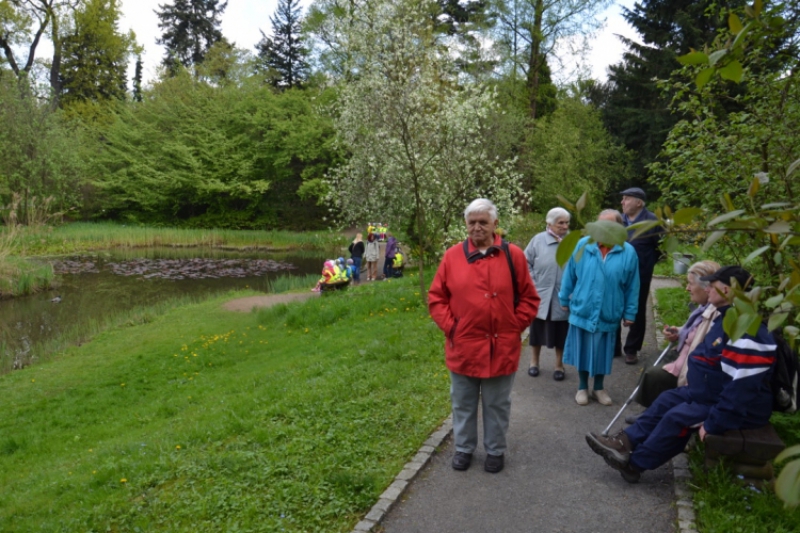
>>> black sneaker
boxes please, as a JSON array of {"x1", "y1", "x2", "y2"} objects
[
  {"x1": 585, "y1": 431, "x2": 632, "y2": 468},
  {"x1": 484, "y1": 454, "x2": 504, "y2": 473},
  {"x1": 452, "y1": 451, "x2": 472, "y2": 471}
]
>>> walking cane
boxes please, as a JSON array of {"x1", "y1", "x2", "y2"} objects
[{"x1": 601, "y1": 342, "x2": 675, "y2": 437}]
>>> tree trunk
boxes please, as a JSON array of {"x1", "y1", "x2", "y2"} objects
[{"x1": 527, "y1": 0, "x2": 544, "y2": 121}]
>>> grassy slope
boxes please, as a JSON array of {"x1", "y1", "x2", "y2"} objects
[
  {"x1": 655, "y1": 287, "x2": 800, "y2": 533},
  {"x1": 0, "y1": 275, "x2": 450, "y2": 532}
]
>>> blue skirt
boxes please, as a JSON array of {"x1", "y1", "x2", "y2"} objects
[{"x1": 563, "y1": 325, "x2": 615, "y2": 377}]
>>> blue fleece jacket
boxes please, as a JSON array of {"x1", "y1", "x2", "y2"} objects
[{"x1": 558, "y1": 236, "x2": 640, "y2": 333}]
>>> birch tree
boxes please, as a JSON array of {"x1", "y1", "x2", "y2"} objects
[{"x1": 319, "y1": 0, "x2": 525, "y2": 296}]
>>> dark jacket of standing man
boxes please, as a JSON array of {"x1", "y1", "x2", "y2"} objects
[
  {"x1": 429, "y1": 198, "x2": 540, "y2": 474},
  {"x1": 618, "y1": 187, "x2": 661, "y2": 364}
]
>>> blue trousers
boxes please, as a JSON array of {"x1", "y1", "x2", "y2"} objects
[
  {"x1": 625, "y1": 387, "x2": 709, "y2": 471},
  {"x1": 450, "y1": 371, "x2": 516, "y2": 456},
  {"x1": 351, "y1": 257, "x2": 361, "y2": 281}
]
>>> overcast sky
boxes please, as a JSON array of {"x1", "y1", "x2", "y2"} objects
[{"x1": 120, "y1": 0, "x2": 638, "y2": 85}]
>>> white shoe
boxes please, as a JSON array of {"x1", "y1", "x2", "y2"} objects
[
  {"x1": 575, "y1": 389, "x2": 589, "y2": 406},
  {"x1": 592, "y1": 389, "x2": 613, "y2": 406}
]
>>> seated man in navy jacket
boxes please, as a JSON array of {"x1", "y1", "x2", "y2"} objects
[{"x1": 586, "y1": 265, "x2": 776, "y2": 483}]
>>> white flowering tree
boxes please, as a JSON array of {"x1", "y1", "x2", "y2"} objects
[{"x1": 316, "y1": 0, "x2": 526, "y2": 296}]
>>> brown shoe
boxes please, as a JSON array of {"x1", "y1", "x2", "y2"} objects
[
  {"x1": 586, "y1": 431, "x2": 633, "y2": 468},
  {"x1": 625, "y1": 352, "x2": 638, "y2": 364}
]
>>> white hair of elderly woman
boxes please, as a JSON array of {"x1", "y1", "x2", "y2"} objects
[
  {"x1": 464, "y1": 198, "x2": 498, "y2": 222},
  {"x1": 546, "y1": 207, "x2": 571, "y2": 226},
  {"x1": 688, "y1": 260, "x2": 721, "y2": 289}
]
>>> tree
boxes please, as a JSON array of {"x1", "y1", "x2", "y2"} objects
[
  {"x1": 59, "y1": 0, "x2": 137, "y2": 110},
  {"x1": 0, "y1": 76, "x2": 87, "y2": 220},
  {"x1": 132, "y1": 55, "x2": 143, "y2": 101},
  {"x1": 492, "y1": 0, "x2": 612, "y2": 119},
  {"x1": 85, "y1": 72, "x2": 337, "y2": 228},
  {"x1": 523, "y1": 94, "x2": 632, "y2": 214},
  {"x1": 596, "y1": 0, "x2": 745, "y2": 186},
  {"x1": 155, "y1": 0, "x2": 227, "y2": 74},
  {"x1": 321, "y1": 0, "x2": 526, "y2": 296},
  {"x1": 255, "y1": 0, "x2": 308, "y2": 89},
  {"x1": 0, "y1": 0, "x2": 80, "y2": 97}
]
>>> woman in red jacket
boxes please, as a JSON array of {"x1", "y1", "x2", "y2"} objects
[{"x1": 429, "y1": 198, "x2": 540, "y2": 474}]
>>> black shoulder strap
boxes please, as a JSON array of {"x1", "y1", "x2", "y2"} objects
[{"x1": 501, "y1": 240, "x2": 519, "y2": 309}]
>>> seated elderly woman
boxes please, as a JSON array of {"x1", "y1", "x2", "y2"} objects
[{"x1": 627, "y1": 260, "x2": 721, "y2": 419}]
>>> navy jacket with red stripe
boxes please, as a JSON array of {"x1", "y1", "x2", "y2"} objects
[{"x1": 686, "y1": 305, "x2": 776, "y2": 435}]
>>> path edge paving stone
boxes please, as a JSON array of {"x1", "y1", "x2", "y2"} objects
[
  {"x1": 349, "y1": 416, "x2": 454, "y2": 533},
  {"x1": 651, "y1": 276, "x2": 699, "y2": 533}
]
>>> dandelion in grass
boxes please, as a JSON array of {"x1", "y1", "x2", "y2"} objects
[
  {"x1": 120, "y1": 478, "x2": 127, "y2": 483},
  {"x1": 175, "y1": 445, "x2": 181, "y2": 450},
  {"x1": 31, "y1": 379, "x2": 35, "y2": 382},
  {"x1": 120, "y1": 383, "x2": 125, "y2": 387}
]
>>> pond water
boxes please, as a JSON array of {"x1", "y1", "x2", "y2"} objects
[{"x1": 0, "y1": 247, "x2": 328, "y2": 371}]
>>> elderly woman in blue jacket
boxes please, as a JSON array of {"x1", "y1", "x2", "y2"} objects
[{"x1": 558, "y1": 210, "x2": 640, "y2": 406}]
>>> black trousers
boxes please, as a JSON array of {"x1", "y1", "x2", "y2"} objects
[{"x1": 615, "y1": 261, "x2": 655, "y2": 356}]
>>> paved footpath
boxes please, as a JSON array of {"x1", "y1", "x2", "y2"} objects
[{"x1": 379, "y1": 277, "x2": 682, "y2": 533}]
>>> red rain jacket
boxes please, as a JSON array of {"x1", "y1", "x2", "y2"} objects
[{"x1": 429, "y1": 234, "x2": 540, "y2": 378}]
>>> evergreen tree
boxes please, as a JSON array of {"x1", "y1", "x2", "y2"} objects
[
  {"x1": 132, "y1": 55, "x2": 143, "y2": 102},
  {"x1": 597, "y1": 0, "x2": 745, "y2": 189},
  {"x1": 59, "y1": 0, "x2": 135, "y2": 109},
  {"x1": 155, "y1": 0, "x2": 227, "y2": 74},
  {"x1": 255, "y1": 0, "x2": 308, "y2": 88}
]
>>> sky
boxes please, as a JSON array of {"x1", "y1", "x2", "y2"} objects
[{"x1": 120, "y1": 0, "x2": 639, "y2": 85}]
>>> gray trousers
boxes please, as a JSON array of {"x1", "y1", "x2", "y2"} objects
[{"x1": 450, "y1": 371, "x2": 516, "y2": 456}]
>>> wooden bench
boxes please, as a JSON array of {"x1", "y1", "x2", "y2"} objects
[{"x1": 704, "y1": 424, "x2": 786, "y2": 486}]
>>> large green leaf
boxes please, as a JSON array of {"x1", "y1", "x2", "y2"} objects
[
  {"x1": 787, "y1": 157, "x2": 800, "y2": 179},
  {"x1": 742, "y1": 245, "x2": 770, "y2": 264},
  {"x1": 557, "y1": 194, "x2": 576, "y2": 212},
  {"x1": 765, "y1": 220, "x2": 792, "y2": 234},
  {"x1": 708, "y1": 50, "x2": 727, "y2": 66},
  {"x1": 703, "y1": 230, "x2": 727, "y2": 251},
  {"x1": 696, "y1": 67, "x2": 714, "y2": 88},
  {"x1": 729, "y1": 12, "x2": 744, "y2": 33},
  {"x1": 723, "y1": 305, "x2": 740, "y2": 339},
  {"x1": 719, "y1": 60, "x2": 744, "y2": 82},
  {"x1": 708, "y1": 209, "x2": 746, "y2": 226},
  {"x1": 672, "y1": 207, "x2": 703, "y2": 225},
  {"x1": 677, "y1": 51, "x2": 709, "y2": 66},
  {"x1": 775, "y1": 449, "x2": 800, "y2": 508},
  {"x1": 627, "y1": 220, "x2": 661, "y2": 241},
  {"x1": 768, "y1": 312, "x2": 789, "y2": 331},
  {"x1": 585, "y1": 220, "x2": 627, "y2": 247},
  {"x1": 556, "y1": 229, "x2": 583, "y2": 267}
]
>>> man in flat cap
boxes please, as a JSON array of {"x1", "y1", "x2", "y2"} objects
[
  {"x1": 616, "y1": 187, "x2": 661, "y2": 364},
  {"x1": 587, "y1": 265, "x2": 776, "y2": 483}
]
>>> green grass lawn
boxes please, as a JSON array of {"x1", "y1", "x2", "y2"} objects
[
  {"x1": 654, "y1": 287, "x2": 800, "y2": 532},
  {"x1": 0, "y1": 274, "x2": 451, "y2": 532}
]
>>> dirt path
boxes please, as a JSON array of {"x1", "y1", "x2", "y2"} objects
[{"x1": 222, "y1": 292, "x2": 319, "y2": 312}]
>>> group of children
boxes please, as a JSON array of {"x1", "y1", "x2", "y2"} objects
[
  {"x1": 366, "y1": 223, "x2": 389, "y2": 242},
  {"x1": 311, "y1": 257, "x2": 358, "y2": 292}
]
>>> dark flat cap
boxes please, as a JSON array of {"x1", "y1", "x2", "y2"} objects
[
  {"x1": 699, "y1": 265, "x2": 754, "y2": 289},
  {"x1": 620, "y1": 187, "x2": 646, "y2": 201}
]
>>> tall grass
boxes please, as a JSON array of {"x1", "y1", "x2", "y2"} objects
[
  {"x1": 13, "y1": 222, "x2": 347, "y2": 256},
  {"x1": 0, "y1": 256, "x2": 54, "y2": 298},
  {"x1": 0, "y1": 273, "x2": 450, "y2": 532},
  {"x1": 266, "y1": 273, "x2": 320, "y2": 293}
]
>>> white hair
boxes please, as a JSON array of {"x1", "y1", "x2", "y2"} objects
[
  {"x1": 464, "y1": 198, "x2": 498, "y2": 222},
  {"x1": 546, "y1": 207, "x2": 571, "y2": 226}
]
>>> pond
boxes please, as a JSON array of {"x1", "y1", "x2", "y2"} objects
[{"x1": 0, "y1": 247, "x2": 328, "y2": 372}]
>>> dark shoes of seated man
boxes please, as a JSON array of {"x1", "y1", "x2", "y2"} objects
[
  {"x1": 451, "y1": 452, "x2": 505, "y2": 473},
  {"x1": 585, "y1": 431, "x2": 641, "y2": 483}
]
